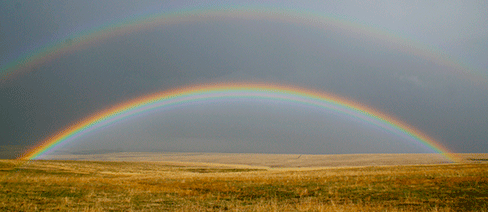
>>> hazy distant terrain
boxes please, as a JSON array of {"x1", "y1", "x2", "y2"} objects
[{"x1": 40, "y1": 152, "x2": 488, "y2": 168}]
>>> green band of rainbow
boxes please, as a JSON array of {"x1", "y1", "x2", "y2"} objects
[
  {"x1": 1, "y1": 5, "x2": 484, "y2": 83},
  {"x1": 20, "y1": 83, "x2": 461, "y2": 162}
]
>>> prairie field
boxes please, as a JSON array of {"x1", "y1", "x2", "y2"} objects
[{"x1": 1, "y1": 153, "x2": 488, "y2": 211}]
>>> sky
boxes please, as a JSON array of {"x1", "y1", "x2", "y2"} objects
[{"x1": 1, "y1": 0, "x2": 487, "y2": 158}]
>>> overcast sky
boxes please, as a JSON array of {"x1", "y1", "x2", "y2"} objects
[{"x1": 1, "y1": 0, "x2": 487, "y2": 157}]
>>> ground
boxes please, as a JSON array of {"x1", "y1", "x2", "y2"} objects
[{"x1": 1, "y1": 153, "x2": 487, "y2": 211}]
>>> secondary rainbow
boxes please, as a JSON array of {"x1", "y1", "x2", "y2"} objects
[
  {"x1": 20, "y1": 82, "x2": 461, "y2": 162},
  {"x1": 1, "y1": 5, "x2": 483, "y2": 83}
]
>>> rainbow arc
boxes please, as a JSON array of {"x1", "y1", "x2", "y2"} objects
[
  {"x1": 20, "y1": 83, "x2": 461, "y2": 162},
  {"x1": 1, "y1": 6, "x2": 483, "y2": 83}
]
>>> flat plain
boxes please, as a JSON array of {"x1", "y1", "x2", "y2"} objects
[
  {"x1": 41, "y1": 152, "x2": 487, "y2": 168},
  {"x1": 1, "y1": 153, "x2": 487, "y2": 211}
]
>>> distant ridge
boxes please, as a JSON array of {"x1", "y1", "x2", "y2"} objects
[{"x1": 38, "y1": 152, "x2": 488, "y2": 168}]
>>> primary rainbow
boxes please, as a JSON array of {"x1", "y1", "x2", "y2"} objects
[
  {"x1": 20, "y1": 82, "x2": 461, "y2": 162},
  {"x1": 0, "y1": 5, "x2": 484, "y2": 83}
]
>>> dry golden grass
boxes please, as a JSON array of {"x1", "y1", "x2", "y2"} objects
[{"x1": 1, "y1": 157, "x2": 487, "y2": 211}]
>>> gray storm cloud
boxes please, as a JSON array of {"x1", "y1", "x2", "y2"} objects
[{"x1": 0, "y1": 0, "x2": 487, "y2": 158}]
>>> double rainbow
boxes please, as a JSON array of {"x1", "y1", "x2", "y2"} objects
[{"x1": 20, "y1": 83, "x2": 460, "y2": 162}]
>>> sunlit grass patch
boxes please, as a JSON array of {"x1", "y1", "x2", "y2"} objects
[{"x1": 184, "y1": 168, "x2": 264, "y2": 173}]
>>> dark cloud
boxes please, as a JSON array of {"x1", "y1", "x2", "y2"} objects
[{"x1": 1, "y1": 1, "x2": 487, "y2": 158}]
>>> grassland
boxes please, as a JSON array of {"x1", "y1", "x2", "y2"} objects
[{"x1": 1, "y1": 157, "x2": 487, "y2": 211}]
